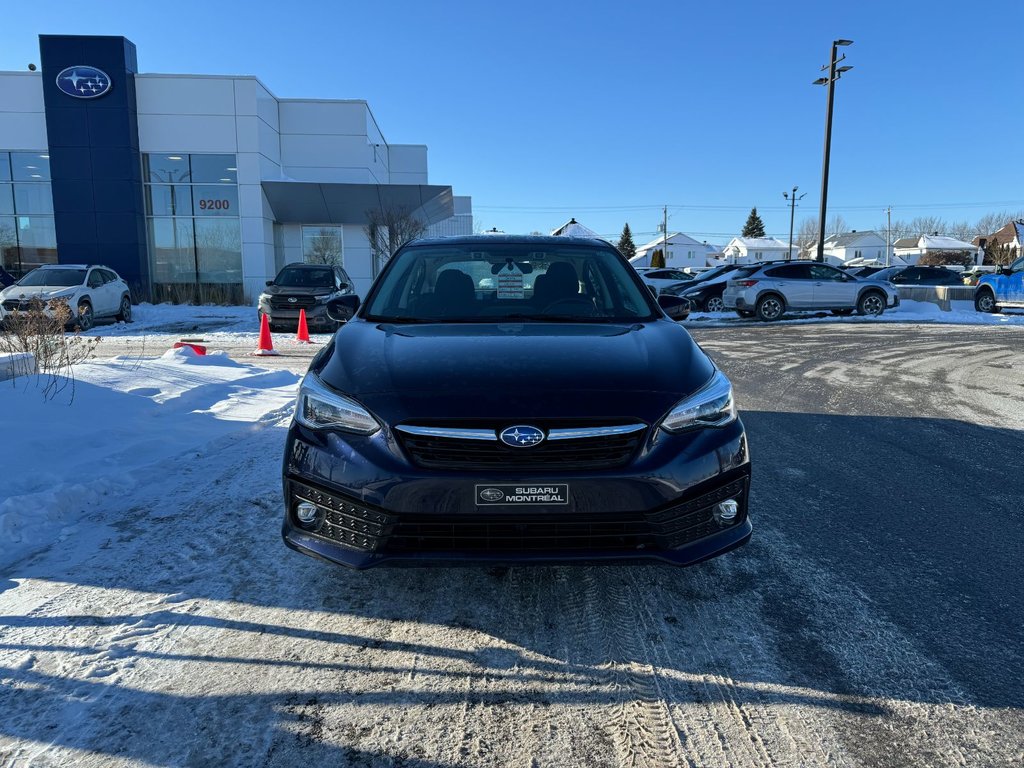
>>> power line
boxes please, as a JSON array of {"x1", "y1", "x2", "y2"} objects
[{"x1": 474, "y1": 199, "x2": 1024, "y2": 213}]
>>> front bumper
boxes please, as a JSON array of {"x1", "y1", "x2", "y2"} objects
[
  {"x1": 281, "y1": 419, "x2": 752, "y2": 568},
  {"x1": 259, "y1": 301, "x2": 336, "y2": 329}
]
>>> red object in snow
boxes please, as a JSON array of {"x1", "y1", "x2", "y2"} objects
[
  {"x1": 296, "y1": 308, "x2": 312, "y2": 343},
  {"x1": 172, "y1": 342, "x2": 207, "y2": 355}
]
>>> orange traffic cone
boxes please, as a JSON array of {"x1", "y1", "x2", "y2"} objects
[
  {"x1": 252, "y1": 313, "x2": 279, "y2": 356},
  {"x1": 296, "y1": 308, "x2": 313, "y2": 343}
]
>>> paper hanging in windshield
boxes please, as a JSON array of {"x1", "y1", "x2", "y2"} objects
[{"x1": 497, "y1": 261, "x2": 525, "y2": 299}]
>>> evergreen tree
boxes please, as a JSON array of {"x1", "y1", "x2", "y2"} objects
[
  {"x1": 741, "y1": 207, "x2": 767, "y2": 238},
  {"x1": 617, "y1": 223, "x2": 637, "y2": 260},
  {"x1": 651, "y1": 248, "x2": 666, "y2": 268}
]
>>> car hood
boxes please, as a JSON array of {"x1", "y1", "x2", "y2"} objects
[
  {"x1": 317, "y1": 319, "x2": 716, "y2": 423},
  {"x1": 1, "y1": 284, "x2": 79, "y2": 299},
  {"x1": 262, "y1": 285, "x2": 336, "y2": 297}
]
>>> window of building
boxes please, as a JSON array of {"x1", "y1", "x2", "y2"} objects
[
  {"x1": 302, "y1": 225, "x2": 344, "y2": 266},
  {"x1": 0, "y1": 152, "x2": 56, "y2": 275},
  {"x1": 143, "y1": 153, "x2": 242, "y2": 302}
]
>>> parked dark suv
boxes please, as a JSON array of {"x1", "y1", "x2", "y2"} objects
[
  {"x1": 282, "y1": 235, "x2": 751, "y2": 568},
  {"x1": 258, "y1": 264, "x2": 356, "y2": 332}
]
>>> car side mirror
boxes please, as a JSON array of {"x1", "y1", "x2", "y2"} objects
[
  {"x1": 265, "y1": 280, "x2": 274, "y2": 287},
  {"x1": 326, "y1": 294, "x2": 360, "y2": 322},
  {"x1": 657, "y1": 294, "x2": 689, "y2": 320}
]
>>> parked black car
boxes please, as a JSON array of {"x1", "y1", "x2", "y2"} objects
[
  {"x1": 871, "y1": 266, "x2": 965, "y2": 286},
  {"x1": 848, "y1": 266, "x2": 886, "y2": 278},
  {"x1": 258, "y1": 263, "x2": 356, "y2": 332},
  {"x1": 282, "y1": 235, "x2": 750, "y2": 568},
  {"x1": 670, "y1": 264, "x2": 744, "y2": 312}
]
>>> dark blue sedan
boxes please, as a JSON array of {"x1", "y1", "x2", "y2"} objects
[{"x1": 282, "y1": 235, "x2": 751, "y2": 568}]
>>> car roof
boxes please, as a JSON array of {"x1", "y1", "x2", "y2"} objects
[
  {"x1": 407, "y1": 234, "x2": 612, "y2": 248},
  {"x1": 38, "y1": 263, "x2": 89, "y2": 269},
  {"x1": 279, "y1": 263, "x2": 337, "y2": 269}
]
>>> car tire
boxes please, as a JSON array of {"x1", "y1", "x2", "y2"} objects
[
  {"x1": 857, "y1": 291, "x2": 886, "y2": 317},
  {"x1": 703, "y1": 295, "x2": 725, "y2": 312},
  {"x1": 974, "y1": 288, "x2": 1000, "y2": 313},
  {"x1": 755, "y1": 294, "x2": 785, "y2": 322},
  {"x1": 831, "y1": 308, "x2": 854, "y2": 316},
  {"x1": 76, "y1": 301, "x2": 94, "y2": 332},
  {"x1": 116, "y1": 294, "x2": 132, "y2": 322},
  {"x1": 736, "y1": 310, "x2": 755, "y2": 318}
]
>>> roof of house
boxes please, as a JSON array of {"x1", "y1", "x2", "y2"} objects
[
  {"x1": 893, "y1": 237, "x2": 919, "y2": 248},
  {"x1": 550, "y1": 218, "x2": 600, "y2": 238},
  {"x1": 635, "y1": 232, "x2": 705, "y2": 252},
  {"x1": 726, "y1": 237, "x2": 791, "y2": 249},
  {"x1": 823, "y1": 230, "x2": 884, "y2": 248},
  {"x1": 973, "y1": 220, "x2": 1024, "y2": 247},
  {"x1": 894, "y1": 234, "x2": 980, "y2": 251}
]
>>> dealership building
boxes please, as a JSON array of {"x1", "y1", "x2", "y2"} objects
[{"x1": 0, "y1": 34, "x2": 472, "y2": 301}]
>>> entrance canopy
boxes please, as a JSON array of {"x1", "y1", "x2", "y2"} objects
[{"x1": 261, "y1": 182, "x2": 454, "y2": 226}]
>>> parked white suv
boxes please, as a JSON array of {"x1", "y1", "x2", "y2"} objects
[
  {"x1": 722, "y1": 261, "x2": 899, "y2": 321},
  {"x1": 0, "y1": 264, "x2": 132, "y2": 331}
]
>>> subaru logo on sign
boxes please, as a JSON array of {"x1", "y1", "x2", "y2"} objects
[
  {"x1": 56, "y1": 66, "x2": 112, "y2": 99},
  {"x1": 479, "y1": 488, "x2": 504, "y2": 503},
  {"x1": 499, "y1": 425, "x2": 544, "y2": 448}
]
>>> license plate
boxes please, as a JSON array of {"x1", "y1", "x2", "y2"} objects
[{"x1": 475, "y1": 484, "x2": 569, "y2": 506}]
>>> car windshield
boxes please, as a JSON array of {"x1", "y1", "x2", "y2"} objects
[
  {"x1": 364, "y1": 243, "x2": 658, "y2": 323},
  {"x1": 275, "y1": 267, "x2": 334, "y2": 288},
  {"x1": 872, "y1": 268, "x2": 900, "y2": 281},
  {"x1": 690, "y1": 265, "x2": 732, "y2": 284},
  {"x1": 17, "y1": 268, "x2": 87, "y2": 287}
]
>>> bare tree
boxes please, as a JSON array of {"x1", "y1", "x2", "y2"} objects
[
  {"x1": 826, "y1": 214, "x2": 848, "y2": 237},
  {"x1": 364, "y1": 205, "x2": 427, "y2": 275},
  {"x1": 877, "y1": 218, "x2": 915, "y2": 243},
  {"x1": 908, "y1": 216, "x2": 946, "y2": 237},
  {"x1": 796, "y1": 216, "x2": 819, "y2": 256},
  {"x1": 946, "y1": 220, "x2": 974, "y2": 243},
  {"x1": 305, "y1": 227, "x2": 343, "y2": 265}
]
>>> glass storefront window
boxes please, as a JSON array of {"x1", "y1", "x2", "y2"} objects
[
  {"x1": 0, "y1": 185, "x2": 13, "y2": 216},
  {"x1": 145, "y1": 184, "x2": 193, "y2": 216},
  {"x1": 144, "y1": 153, "x2": 191, "y2": 184},
  {"x1": 15, "y1": 215, "x2": 57, "y2": 270},
  {"x1": 192, "y1": 185, "x2": 238, "y2": 216},
  {"x1": 195, "y1": 219, "x2": 241, "y2": 283},
  {"x1": 0, "y1": 153, "x2": 10, "y2": 182},
  {"x1": 148, "y1": 217, "x2": 196, "y2": 284},
  {"x1": 13, "y1": 183, "x2": 54, "y2": 215},
  {"x1": 0, "y1": 216, "x2": 16, "y2": 271},
  {"x1": 302, "y1": 225, "x2": 344, "y2": 265},
  {"x1": 11, "y1": 152, "x2": 51, "y2": 182},
  {"x1": 189, "y1": 154, "x2": 237, "y2": 184}
]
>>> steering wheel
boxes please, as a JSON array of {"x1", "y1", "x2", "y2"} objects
[{"x1": 543, "y1": 296, "x2": 597, "y2": 314}]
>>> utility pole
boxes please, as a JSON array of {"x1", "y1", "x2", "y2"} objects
[
  {"x1": 813, "y1": 39, "x2": 854, "y2": 262},
  {"x1": 784, "y1": 186, "x2": 806, "y2": 260},
  {"x1": 885, "y1": 206, "x2": 892, "y2": 266},
  {"x1": 663, "y1": 205, "x2": 669, "y2": 263}
]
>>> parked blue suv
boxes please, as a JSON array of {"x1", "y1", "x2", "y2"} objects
[{"x1": 975, "y1": 255, "x2": 1024, "y2": 313}]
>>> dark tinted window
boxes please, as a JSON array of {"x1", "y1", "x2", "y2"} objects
[
  {"x1": 731, "y1": 266, "x2": 762, "y2": 279},
  {"x1": 18, "y1": 268, "x2": 86, "y2": 287},
  {"x1": 100, "y1": 269, "x2": 119, "y2": 283},
  {"x1": 764, "y1": 264, "x2": 810, "y2": 279},
  {"x1": 276, "y1": 266, "x2": 334, "y2": 288}
]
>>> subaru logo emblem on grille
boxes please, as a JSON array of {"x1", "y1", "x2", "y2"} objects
[
  {"x1": 288, "y1": 297, "x2": 297, "y2": 303},
  {"x1": 480, "y1": 488, "x2": 504, "y2": 502},
  {"x1": 56, "y1": 66, "x2": 112, "y2": 99},
  {"x1": 499, "y1": 425, "x2": 544, "y2": 448}
]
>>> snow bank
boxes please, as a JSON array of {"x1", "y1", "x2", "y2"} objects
[{"x1": 0, "y1": 354, "x2": 300, "y2": 569}]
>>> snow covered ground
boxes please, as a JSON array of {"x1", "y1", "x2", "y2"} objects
[
  {"x1": 0, "y1": 347, "x2": 300, "y2": 570},
  {"x1": 1, "y1": 320, "x2": 1022, "y2": 766}
]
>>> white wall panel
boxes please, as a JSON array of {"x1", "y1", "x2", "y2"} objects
[
  {"x1": 279, "y1": 101, "x2": 367, "y2": 135},
  {"x1": 280, "y1": 134, "x2": 371, "y2": 167},
  {"x1": 136, "y1": 76, "x2": 236, "y2": 116},
  {"x1": 235, "y1": 115, "x2": 260, "y2": 153},
  {"x1": 0, "y1": 74, "x2": 45, "y2": 112},
  {"x1": 0, "y1": 114, "x2": 48, "y2": 149},
  {"x1": 137, "y1": 114, "x2": 237, "y2": 153}
]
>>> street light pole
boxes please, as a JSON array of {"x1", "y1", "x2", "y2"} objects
[
  {"x1": 784, "y1": 186, "x2": 806, "y2": 260},
  {"x1": 813, "y1": 39, "x2": 853, "y2": 262}
]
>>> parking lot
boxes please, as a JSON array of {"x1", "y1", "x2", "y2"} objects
[{"x1": 2, "y1": 321, "x2": 1023, "y2": 767}]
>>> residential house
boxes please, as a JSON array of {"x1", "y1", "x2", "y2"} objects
[
  {"x1": 893, "y1": 235, "x2": 983, "y2": 265},
  {"x1": 630, "y1": 233, "x2": 723, "y2": 269},
  {"x1": 973, "y1": 220, "x2": 1024, "y2": 263},
  {"x1": 817, "y1": 230, "x2": 890, "y2": 266},
  {"x1": 550, "y1": 218, "x2": 601, "y2": 238},
  {"x1": 722, "y1": 237, "x2": 792, "y2": 264}
]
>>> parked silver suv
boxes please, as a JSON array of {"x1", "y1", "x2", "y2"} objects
[{"x1": 722, "y1": 261, "x2": 899, "y2": 321}]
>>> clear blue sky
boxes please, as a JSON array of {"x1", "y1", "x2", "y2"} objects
[{"x1": 4, "y1": 0, "x2": 1022, "y2": 244}]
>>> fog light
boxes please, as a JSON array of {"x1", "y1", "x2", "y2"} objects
[
  {"x1": 296, "y1": 501, "x2": 319, "y2": 524},
  {"x1": 713, "y1": 499, "x2": 739, "y2": 525}
]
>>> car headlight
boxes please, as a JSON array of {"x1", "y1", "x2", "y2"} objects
[
  {"x1": 48, "y1": 289, "x2": 77, "y2": 299},
  {"x1": 660, "y1": 370, "x2": 736, "y2": 432},
  {"x1": 294, "y1": 373, "x2": 380, "y2": 434},
  {"x1": 259, "y1": 292, "x2": 272, "y2": 303}
]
